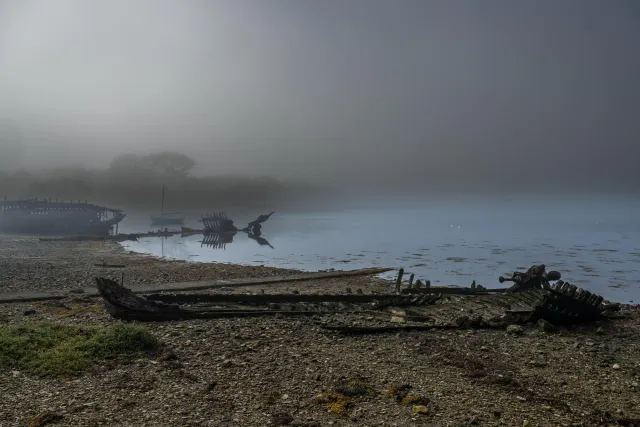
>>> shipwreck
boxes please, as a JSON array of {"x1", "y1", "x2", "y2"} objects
[
  {"x1": 0, "y1": 198, "x2": 125, "y2": 235},
  {"x1": 93, "y1": 264, "x2": 620, "y2": 332}
]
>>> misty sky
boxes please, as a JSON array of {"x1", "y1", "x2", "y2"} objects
[{"x1": 1, "y1": 0, "x2": 639, "y2": 192}]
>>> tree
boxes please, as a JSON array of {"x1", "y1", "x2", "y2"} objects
[{"x1": 144, "y1": 151, "x2": 195, "y2": 179}]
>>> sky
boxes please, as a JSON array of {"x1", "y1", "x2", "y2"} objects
[{"x1": 0, "y1": 0, "x2": 639, "y2": 193}]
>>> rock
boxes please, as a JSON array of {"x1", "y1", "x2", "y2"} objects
[
  {"x1": 613, "y1": 364, "x2": 620, "y2": 370},
  {"x1": 390, "y1": 316, "x2": 405, "y2": 324},
  {"x1": 28, "y1": 412, "x2": 64, "y2": 427},
  {"x1": 272, "y1": 412, "x2": 294, "y2": 426},
  {"x1": 455, "y1": 315, "x2": 469, "y2": 326},
  {"x1": 469, "y1": 314, "x2": 483, "y2": 326},
  {"x1": 412, "y1": 405, "x2": 429, "y2": 415},
  {"x1": 506, "y1": 325, "x2": 524, "y2": 335},
  {"x1": 536, "y1": 319, "x2": 556, "y2": 332},
  {"x1": 523, "y1": 421, "x2": 530, "y2": 427}
]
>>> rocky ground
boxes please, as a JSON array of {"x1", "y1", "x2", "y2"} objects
[{"x1": 0, "y1": 236, "x2": 639, "y2": 427}]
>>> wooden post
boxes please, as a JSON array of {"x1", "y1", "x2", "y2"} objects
[
  {"x1": 395, "y1": 268, "x2": 404, "y2": 293},
  {"x1": 408, "y1": 273, "x2": 415, "y2": 289}
]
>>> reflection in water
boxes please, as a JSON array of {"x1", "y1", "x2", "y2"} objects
[
  {"x1": 248, "y1": 232, "x2": 274, "y2": 249},
  {"x1": 199, "y1": 231, "x2": 273, "y2": 250}
]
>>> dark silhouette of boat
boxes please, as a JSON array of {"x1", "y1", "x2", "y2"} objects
[
  {"x1": 150, "y1": 185, "x2": 185, "y2": 225},
  {"x1": 0, "y1": 198, "x2": 125, "y2": 235}
]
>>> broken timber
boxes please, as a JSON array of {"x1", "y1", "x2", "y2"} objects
[
  {"x1": 95, "y1": 278, "x2": 328, "y2": 321},
  {"x1": 95, "y1": 278, "x2": 442, "y2": 321},
  {"x1": 0, "y1": 267, "x2": 393, "y2": 304}
]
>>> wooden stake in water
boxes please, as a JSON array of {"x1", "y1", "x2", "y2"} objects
[
  {"x1": 408, "y1": 273, "x2": 415, "y2": 288},
  {"x1": 395, "y1": 268, "x2": 404, "y2": 293}
]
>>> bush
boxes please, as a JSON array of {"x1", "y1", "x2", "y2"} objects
[{"x1": 0, "y1": 322, "x2": 159, "y2": 377}]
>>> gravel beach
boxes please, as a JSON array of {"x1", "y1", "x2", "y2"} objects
[{"x1": 0, "y1": 236, "x2": 638, "y2": 427}]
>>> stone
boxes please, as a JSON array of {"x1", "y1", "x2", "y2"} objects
[
  {"x1": 412, "y1": 405, "x2": 429, "y2": 415},
  {"x1": 506, "y1": 325, "x2": 524, "y2": 335},
  {"x1": 272, "y1": 412, "x2": 294, "y2": 426},
  {"x1": 612, "y1": 364, "x2": 620, "y2": 370},
  {"x1": 390, "y1": 316, "x2": 405, "y2": 324},
  {"x1": 469, "y1": 315, "x2": 483, "y2": 327},
  {"x1": 455, "y1": 315, "x2": 469, "y2": 326},
  {"x1": 536, "y1": 319, "x2": 556, "y2": 332}
]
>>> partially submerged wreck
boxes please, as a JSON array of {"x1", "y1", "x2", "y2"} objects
[
  {"x1": 200, "y1": 211, "x2": 275, "y2": 235},
  {"x1": 0, "y1": 199, "x2": 125, "y2": 235}
]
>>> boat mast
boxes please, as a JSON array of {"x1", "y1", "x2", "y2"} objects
[{"x1": 161, "y1": 185, "x2": 165, "y2": 217}]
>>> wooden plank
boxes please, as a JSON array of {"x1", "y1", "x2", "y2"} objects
[{"x1": 0, "y1": 267, "x2": 393, "y2": 304}]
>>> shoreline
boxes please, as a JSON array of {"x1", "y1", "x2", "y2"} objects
[{"x1": 1, "y1": 235, "x2": 639, "y2": 426}]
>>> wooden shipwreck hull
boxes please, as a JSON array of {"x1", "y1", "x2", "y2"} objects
[
  {"x1": 0, "y1": 199, "x2": 125, "y2": 235},
  {"x1": 95, "y1": 275, "x2": 608, "y2": 329}
]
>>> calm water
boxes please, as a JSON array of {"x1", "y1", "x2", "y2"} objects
[{"x1": 120, "y1": 195, "x2": 640, "y2": 303}]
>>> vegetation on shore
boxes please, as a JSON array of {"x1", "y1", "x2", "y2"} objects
[
  {"x1": 0, "y1": 322, "x2": 158, "y2": 377},
  {"x1": 0, "y1": 150, "x2": 329, "y2": 211}
]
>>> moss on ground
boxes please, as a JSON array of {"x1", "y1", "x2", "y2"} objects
[{"x1": 0, "y1": 321, "x2": 158, "y2": 377}]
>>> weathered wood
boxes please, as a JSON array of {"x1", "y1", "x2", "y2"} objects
[
  {"x1": 395, "y1": 268, "x2": 404, "y2": 293},
  {"x1": 408, "y1": 273, "x2": 415, "y2": 288},
  {"x1": 0, "y1": 268, "x2": 394, "y2": 304},
  {"x1": 321, "y1": 324, "x2": 493, "y2": 335},
  {"x1": 147, "y1": 293, "x2": 398, "y2": 305},
  {"x1": 94, "y1": 263, "x2": 126, "y2": 268},
  {"x1": 95, "y1": 278, "x2": 334, "y2": 321},
  {"x1": 402, "y1": 286, "x2": 507, "y2": 295}
]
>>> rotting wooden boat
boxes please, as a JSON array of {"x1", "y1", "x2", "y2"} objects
[
  {"x1": 94, "y1": 263, "x2": 612, "y2": 329},
  {"x1": 0, "y1": 198, "x2": 125, "y2": 235}
]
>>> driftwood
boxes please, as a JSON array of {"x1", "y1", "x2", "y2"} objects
[
  {"x1": 499, "y1": 264, "x2": 561, "y2": 292},
  {"x1": 321, "y1": 324, "x2": 466, "y2": 335},
  {"x1": 145, "y1": 292, "x2": 441, "y2": 306},
  {"x1": 40, "y1": 233, "x2": 138, "y2": 242},
  {"x1": 95, "y1": 278, "x2": 330, "y2": 321},
  {"x1": 94, "y1": 262, "x2": 126, "y2": 268}
]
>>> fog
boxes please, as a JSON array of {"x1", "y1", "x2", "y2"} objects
[{"x1": 1, "y1": 0, "x2": 639, "y2": 195}]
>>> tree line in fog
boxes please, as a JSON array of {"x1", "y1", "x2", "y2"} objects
[{"x1": 0, "y1": 151, "x2": 327, "y2": 211}]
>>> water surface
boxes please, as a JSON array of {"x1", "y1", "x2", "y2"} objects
[{"x1": 120, "y1": 195, "x2": 640, "y2": 303}]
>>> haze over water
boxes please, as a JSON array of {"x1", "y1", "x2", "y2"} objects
[
  {"x1": 121, "y1": 194, "x2": 640, "y2": 304},
  {"x1": 1, "y1": 2, "x2": 639, "y2": 303}
]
